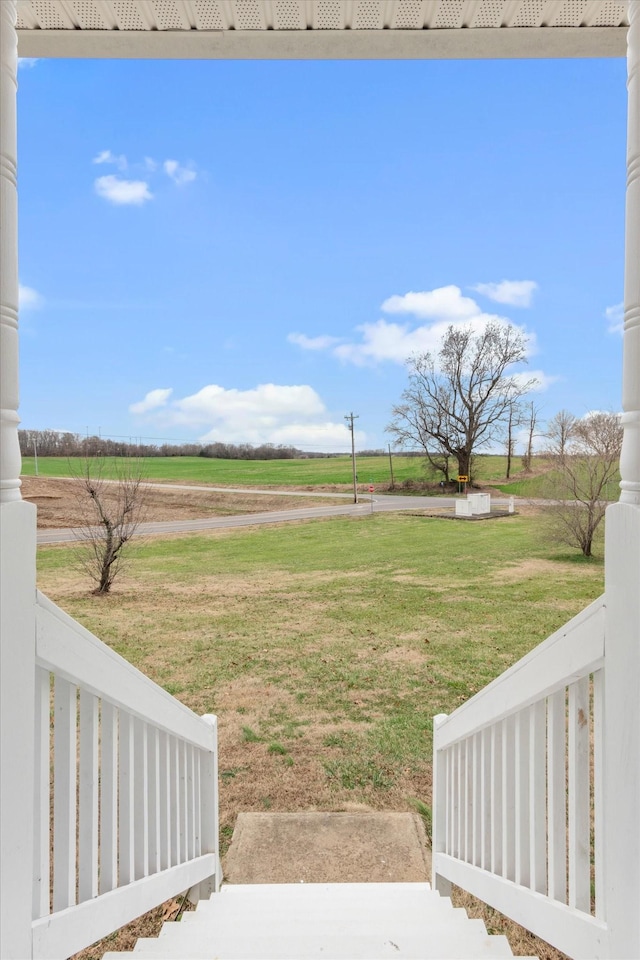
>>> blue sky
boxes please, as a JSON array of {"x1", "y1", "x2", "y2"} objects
[{"x1": 17, "y1": 53, "x2": 627, "y2": 453}]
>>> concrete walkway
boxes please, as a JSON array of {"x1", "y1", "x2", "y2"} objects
[{"x1": 223, "y1": 812, "x2": 432, "y2": 885}]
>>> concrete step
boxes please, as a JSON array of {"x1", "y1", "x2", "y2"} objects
[{"x1": 103, "y1": 882, "x2": 534, "y2": 960}]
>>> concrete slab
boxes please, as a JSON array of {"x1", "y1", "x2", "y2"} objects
[{"x1": 223, "y1": 812, "x2": 431, "y2": 884}]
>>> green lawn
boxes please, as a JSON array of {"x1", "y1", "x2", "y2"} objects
[{"x1": 39, "y1": 511, "x2": 603, "y2": 823}]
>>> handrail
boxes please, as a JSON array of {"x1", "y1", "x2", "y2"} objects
[
  {"x1": 32, "y1": 591, "x2": 221, "y2": 960},
  {"x1": 435, "y1": 596, "x2": 604, "y2": 747},
  {"x1": 35, "y1": 591, "x2": 212, "y2": 748},
  {"x1": 433, "y1": 596, "x2": 606, "y2": 960}
]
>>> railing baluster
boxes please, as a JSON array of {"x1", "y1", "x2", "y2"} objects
[
  {"x1": 148, "y1": 727, "x2": 160, "y2": 876},
  {"x1": 502, "y1": 716, "x2": 516, "y2": 882},
  {"x1": 568, "y1": 676, "x2": 590, "y2": 911},
  {"x1": 100, "y1": 702, "x2": 118, "y2": 894},
  {"x1": 119, "y1": 711, "x2": 135, "y2": 886},
  {"x1": 593, "y1": 670, "x2": 604, "y2": 919},
  {"x1": 455, "y1": 741, "x2": 462, "y2": 859},
  {"x1": 186, "y1": 743, "x2": 194, "y2": 861},
  {"x1": 463, "y1": 740, "x2": 469, "y2": 862},
  {"x1": 53, "y1": 677, "x2": 77, "y2": 912},
  {"x1": 191, "y1": 745, "x2": 198, "y2": 858},
  {"x1": 158, "y1": 730, "x2": 170, "y2": 870},
  {"x1": 481, "y1": 727, "x2": 491, "y2": 871},
  {"x1": 444, "y1": 748, "x2": 450, "y2": 856},
  {"x1": 195, "y1": 748, "x2": 202, "y2": 856},
  {"x1": 134, "y1": 718, "x2": 149, "y2": 879},
  {"x1": 529, "y1": 699, "x2": 546, "y2": 893},
  {"x1": 515, "y1": 709, "x2": 530, "y2": 887},
  {"x1": 472, "y1": 733, "x2": 480, "y2": 866},
  {"x1": 547, "y1": 688, "x2": 567, "y2": 903},
  {"x1": 78, "y1": 689, "x2": 99, "y2": 903},
  {"x1": 180, "y1": 741, "x2": 188, "y2": 863},
  {"x1": 490, "y1": 722, "x2": 502, "y2": 876},
  {"x1": 170, "y1": 736, "x2": 180, "y2": 866},
  {"x1": 33, "y1": 667, "x2": 51, "y2": 920}
]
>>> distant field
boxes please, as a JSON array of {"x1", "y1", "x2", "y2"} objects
[
  {"x1": 22, "y1": 453, "x2": 621, "y2": 501},
  {"x1": 22, "y1": 453, "x2": 524, "y2": 487}
]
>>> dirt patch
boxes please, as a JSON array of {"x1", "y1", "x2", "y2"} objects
[
  {"x1": 22, "y1": 477, "x2": 333, "y2": 529},
  {"x1": 494, "y1": 558, "x2": 599, "y2": 583},
  {"x1": 382, "y1": 646, "x2": 429, "y2": 666}
]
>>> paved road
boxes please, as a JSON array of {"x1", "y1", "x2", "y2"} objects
[{"x1": 37, "y1": 490, "x2": 514, "y2": 545}]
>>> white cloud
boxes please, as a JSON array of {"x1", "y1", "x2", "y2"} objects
[
  {"x1": 94, "y1": 175, "x2": 153, "y2": 206},
  {"x1": 93, "y1": 149, "x2": 128, "y2": 171},
  {"x1": 288, "y1": 332, "x2": 343, "y2": 351},
  {"x1": 605, "y1": 302, "x2": 624, "y2": 335},
  {"x1": 19, "y1": 284, "x2": 43, "y2": 310},
  {"x1": 129, "y1": 382, "x2": 360, "y2": 451},
  {"x1": 291, "y1": 285, "x2": 541, "y2": 368},
  {"x1": 18, "y1": 58, "x2": 39, "y2": 69},
  {"x1": 129, "y1": 388, "x2": 173, "y2": 415},
  {"x1": 381, "y1": 285, "x2": 480, "y2": 320},
  {"x1": 473, "y1": 280, "x2": 538, "y2": 307},
  {"x1": 163, "y1": 160, "x2": 197, "y2": 186},
  {"x1": 144, "y1": 156, "x2": 158, "y2": 172},
  {"x1": 334, "y1": 318, "x2": 462, "y2": 366},
  {"x1": 253, "y1": 422, "x2": 365, "y2": 450}
]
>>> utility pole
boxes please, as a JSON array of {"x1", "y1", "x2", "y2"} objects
[
  {"x1": 388, "y1": 443, "x2": 395, "y2": 490},
  {"x1": 344, "y1": 412, "x2": 359, "y2": 504},
  {"x1": 33, "y1": 437, "x2": 38, "y2": 477}
]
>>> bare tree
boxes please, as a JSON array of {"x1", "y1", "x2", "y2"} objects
[
  {"x1": 545, "y1": 412, "x2": 622, "y2": 558},
  {"x1": 545, "y1": 409, "x2": 577, "y2": 457},
  {"x1": 520, "y1": 402, "x2": 541, "y2": 473},
  {"x1": 504, "y1": 400, "x2": 525, "y2": 480},
  {"x1": 71, "y1": 458, "x2": 147, "y2": 594},
  {"x1": 387, "y1": 321, "x2": 537, "y2": 482}
]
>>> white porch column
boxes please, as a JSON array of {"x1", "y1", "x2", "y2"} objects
[
  {"x1": 620, "y1": 0, "x2": 640, "y2": 505},
  {"x1": 0, "y1": 3, "x2": 37, "y2": 957},
  {"x1": 603, "y1": 5, "x2": 640, "y2": 957}
]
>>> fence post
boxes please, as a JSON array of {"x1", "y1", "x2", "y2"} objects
[
  {"x1": 432, "y1": 713, "x2": 452, "y2": 897},
  {"x1": 603, "y1": 503, "x2": 640, "y2": 958},
  {"x1": 191, "y1": 714, "x2": 221, "y2": 902}
]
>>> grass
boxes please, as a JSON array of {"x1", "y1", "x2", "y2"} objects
[
  {"x1": 43, "y1": 510, "x2": 600, "y2": 960},
  {"x1": 38, "y1": 510, "x2": 603, "y2": 809},
  {"x1": 22, "y1": 454, "x2": 419, "y2": 485},
  {"x1": 23, "y1": 452, "x2": 537, "y2": 488}
]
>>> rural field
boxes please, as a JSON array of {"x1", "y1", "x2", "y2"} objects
[
  {"x1": 39, "y1": 507, "x2": 604, "y2": 960},
  {"x1": 21, "y1": 451, "x2": 621, "y2": 506},
  {"x1": 21, "y1": 452, "x2": 543, "y2": 490}
]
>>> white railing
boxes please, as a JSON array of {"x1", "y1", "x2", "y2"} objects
[
  {"x1": 432, "y1": 596, "x2": 608, "y2": 960},
  {"x1": 32, "y1": 591, "x2": 221, "y2": 960}
]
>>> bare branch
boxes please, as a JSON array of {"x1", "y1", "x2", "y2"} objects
[
  {"x1": 387, "y1": 321, "x2": 536, "y2": 481},
  {"x1": 544, "y1": 411, "x2": 622, "y2": 557},
  {"x1": 70, "y1": 457, "x2": 148, "y2": 594}
]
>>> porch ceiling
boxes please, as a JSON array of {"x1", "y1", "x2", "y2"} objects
[{"x1": 16, "y1": 0, "x2": 629, "y2": 59}]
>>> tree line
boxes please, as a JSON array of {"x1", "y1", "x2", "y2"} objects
[{"x1": 18, "y1": 430, "x2": 352, "y2": 461}]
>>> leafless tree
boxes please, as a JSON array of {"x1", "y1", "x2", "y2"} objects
[
  {"x1": 520, "y1": 402, "x2": 541, "y2": 473},
  {"x1": 504, "y1": 400, "x2": 526, "y2": 480},
  {"x1": 71, "y1": 458, "x2": 147, "y2": 594},
  {"x1": 545, "y1": 409, "x2": 577, "y2": 457},
  {"x1": 545, "y1": 412, "x2": 622, "y2": 558},
  {"x1": 387, "y1": 321, "x2": 537, "y2": 482}
]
